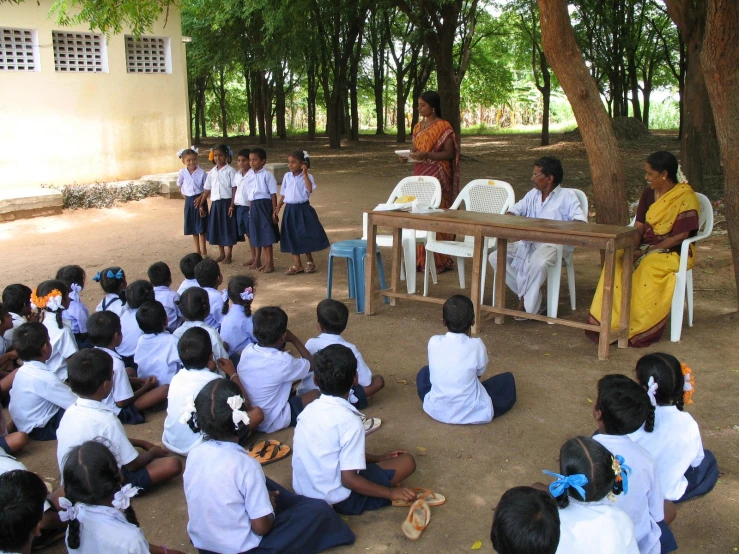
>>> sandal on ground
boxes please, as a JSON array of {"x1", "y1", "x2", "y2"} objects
[
  {"x1": 361, "y1": 416, "x2": 382, "y2": 435},
  {"x1": 401, "y1": 495, "x2": 432, "y2": 540},
  {"x1": 247, "y1": 439, "x2": 291, "y2": 465},
  {"x1": 393, "y1": 488, "x2": 446, "y2": 507},
  {"x1": 284, "y1": 265, "x2": 304, "y2": 275},
  {"x1": 305, "y1": 262, "x2": 316, "y2": 273},
  {"x1": 514, "y1": 307, "x2": 546, "y2": 322}
]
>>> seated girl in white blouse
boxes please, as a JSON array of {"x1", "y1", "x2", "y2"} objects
[
  {"x1": 60, "y1": 440, "x2": 185, "y2": 554},
  {"x1": 93, "y1": 267, "x2": 128, "y2": 318}
]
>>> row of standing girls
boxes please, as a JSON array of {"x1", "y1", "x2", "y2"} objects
[{"x1": 177, "y1": 145, "x2": 330, "y2": 274}]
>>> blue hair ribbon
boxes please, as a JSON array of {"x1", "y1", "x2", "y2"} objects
[
  {"x1": 106, "y1": 269, "x2": 124, "y2": 280},
  {"x1": 92, "y1": 272, "x2": 102, "y2": 282},
  {"x1": 613, "y1": 455, "x2": 632, "y2": 494},
  {"x1": 542, "y1": 470, "x2": 589, "y2": 499}
]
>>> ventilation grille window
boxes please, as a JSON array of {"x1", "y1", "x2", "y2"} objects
[
  {"x1": 125, "y1": 35, "x2": 169, "y2": 73},
  {"x1": 0, "y1": 28, "x2": 37, "y2": 71},
  {"x1": 53, "y1": 31, "x2": 104, "y2": 72}
]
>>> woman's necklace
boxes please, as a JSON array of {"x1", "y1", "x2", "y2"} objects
[{"x1": 421, "y1": 116, "x2": 437, "y2": 130}]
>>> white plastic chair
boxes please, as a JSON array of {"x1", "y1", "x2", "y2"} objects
[
  {"x1": 423, "y1": 180, "x2": 515, "y2": 298},
  {"x1": 362, "y1": 176, "x2": 442, "y2": 294}
]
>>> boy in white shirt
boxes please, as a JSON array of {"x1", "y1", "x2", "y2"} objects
[
  {"x1": 147, "y1": 262, "x2": 182, "y2": 333},
  {"x1": 134, "y1": 301, "x2": 182, "y2": 386},
  {"x1": 176, "y1": 252, "x2": 203, "y2": 295},
  {"x1": 56, "y1": 349, "x2": 182, "y2": 492},
  {"x1": 194, "y1": 259, "x2": 224, "y2": 329},
  {"x1": 293, "y1": 344, "x2": 417, "y2": 514},
  {"x1": 417, "y1": 295, "x2": 516, "y2": 424},
  {"x1": 0, "y1": 469, "x2": 49, "y2": 554},
  {"x1": 237, "y1": 306, "x2": 318, "y2": 433},
  {"x1": 8, "y1": 323, "x2": 77, "y2": 441}
]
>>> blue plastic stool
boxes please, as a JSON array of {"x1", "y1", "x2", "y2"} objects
[{"x1": 327, "y1": 240, "x2": 387, "y2": 313}]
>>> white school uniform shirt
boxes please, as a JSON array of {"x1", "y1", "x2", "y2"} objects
[
  {"x1": 117, "y1": 308, "x2": 142, "y2": 358},
  {"x1": 204, "y1": 164, "x2": 237, "y2": 201},
  {"x1": 280, "y1": 171, "x2": 315, "y2": 204},
  {"x1": 66, "y1": 503, "x2": 149, "y2": 554},
  {"x1": 56, "y1": 398, "x2": 139, "y2": 474},
  {"x1": 292, "y1": 394, "x2": 366, "y2": 504},
  {"x1": 628, "y1": 405, "x2": 705, "y2": 501},
  {"x1": 94, "y1": 347, "x2": 134, "y2": 415},
  {"x1": 305, "y1": 333, "x2": 373, "y2": 386},
  {"x1": 3, "y1": 312, "x2": 26, "y2": 348},
  {"x1": 95, "y1": 293, "x2": 127, "y2": 318},
  {"x1": 63, "y1": 299, "x2": 89, "y2": 335},
  {"x1": 556, "y1": 498, "x2": 639, "y2": 554},
  {"x1": 153, "y1": 286, "x2": 182, "y2": 332},
  {"x1": 423, "y1": 332, "x2": 492, "y2": 424},
  {"x1": 0, "y1": 449, "x2": 28, "y2": 474},
  {"x1": 185, "y1": 440, "x2": 274, "y2": 553},
  {"x1": 237, "y1": 343, "x2": 311, "y2": 433},
  {"x1": 177, "y1": 166, "x2": 207, "y2": 197},
  {"x1": 234, "y1": 168, "x2": 250, "y2": 206},
  {"x1": 9, "y1": 360, "x2": 77, "y2": 433},
  {"x1": 220, "y1": 305, "x2": 255, "y2": 355},
  {"x1": 202, "y1": 287, "x2": 224, "y2": 329},
  {"x1": 162, "y1": 368, "x2": 221, "y2": 455},
  {"x1": 177, "y1": 278, "x2": 200, "y2": 295},
  {"x1": 593, "y1": 435, "x2": 664, "y2": 554},
  {"x1": 249, "y1": 168, "x2": 278, "y2": 201},
  {"x1": 173, "y1": 320, "x2": 228, "y2": 361},
  {"x1": 41, "y1": 315, "x2": 78, "y2": 382},
  {"x1": 134, "y1": 333, "x2": 181, "y2": 385}
]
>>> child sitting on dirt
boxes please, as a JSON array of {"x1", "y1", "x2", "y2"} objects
[
  {"x1": 490, "y1": 486, "x2": 560, "y2": 554},
  {"x1": 93, "y1": 266, "x2": 128, "y2": 318},
  {"x1": 194, "y1": 258, "x2": 225, "y2": 330},
  {"x1": 148, "y1": 261, "x2": 182, "y2": 333},
  {"x1": 117, "y1": 280, "x2": 155, "y2": 369},
  {"x1": 35, "y1": 280, "x2": 78, "y2": 382},
  {"x1": 134, "y1": 301, "x2": 181, "y2": 386},
  {"x1": 177, "y1": 252, "x2": 203, "y2": 295},
  {"x1": 219, "y1": 275, "x2": 257, "y2": 363},
  {"x1": 416, "y1": 295, "x2": 516, "y2": 425},
  {"x1": 0, "y1": 303, "x2": 19, "y2": 374},
  {"x1": 56, "y1": 265, "x2": 91, "y2": 349},
  {"x1": 237, "y1": 306, "x2": 317, "y2": 433},
  {"x1": 0, "y1": 469, "x2": 52, "y2": 554},
  {"x1": 292, "y1": 344, "x2": 417, "y2": 515},
  {"x1": 2, "y1": 284, "x2": 33, "y2": 351},
  {"x1": 172, "y1": 287, "x2": 228, "y2": 361}
]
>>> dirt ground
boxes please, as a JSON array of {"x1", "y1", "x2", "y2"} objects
[{"x1": 1, "y1": 132, "x2": 737, "y2": 553}]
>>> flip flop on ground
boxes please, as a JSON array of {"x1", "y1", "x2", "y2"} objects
[
  {"x1": 401, "y1": 494, "x2": 432, "y2": 541},
  {"x1": 305, "y1": 262, "x2": 316, "y2": 273},
  {"x1": 361, "y1": 416, "x2": 381, "y2": 435},
  {"x1": 247, "y1": 439, "x2": 291, "y2": 466},
  {"x1": 393, "y1": 488, "x2": 446, "y2": 507}
]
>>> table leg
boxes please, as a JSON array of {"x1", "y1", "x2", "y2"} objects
[
  {"x1": 389, "y1": 227, "x2": 402, "y2": 307},
  {"x1": 618, "y1": 244, "x2": 634, "y2": 348},
  {"x1": 598, "y1": 239, "x2": 616, "y2": 360},
  {"x1": 365, "y1": 215, "x2": 377, "y2": 316},
  {"x1": 404, "y1": 229, "x2": 417, "y2": 295},
  {"x1": 494, "y1": 238, "x2": 507, "y2": 324},
  {"x1": 470, "y1": 227, "x2": 484, "y2": 334}
]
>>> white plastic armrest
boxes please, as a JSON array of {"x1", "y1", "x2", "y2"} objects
[
  {"x1": 676, "y1": 236, "x2": 700, "y2": 275},
  {"x1": 362, "y1": 212, "x2": 369, "y2": 241}
]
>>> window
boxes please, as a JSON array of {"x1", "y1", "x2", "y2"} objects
[
  {"x1": 125, "y1": 35, "x2": 171, "y2": 74},
  {"x1": 52, "y1": 30, "x2": 106, "y2": 72},
  {"x1": 0, "y1": 27, "x2": 38, "y2": 71}
]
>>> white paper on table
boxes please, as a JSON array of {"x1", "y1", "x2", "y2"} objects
[{"x1": 373, "y1": 202, "x2": 414, "y2": 212}]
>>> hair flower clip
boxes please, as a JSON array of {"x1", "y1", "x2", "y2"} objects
[
  {"x1": 208, "y1": 149, "x2": 214, "y2": 161},
  {"x1": 112, "y1": 484, "x2": 141, "y2": 511},
  {"x1": 226, "y1": 395, "x2": 250, "y2": 430},
  {"x1": 240, "y1": 287, "x2": 254, "y2": 301},
  {"x1": 542, "y1": 470, "x2": 589, "y2": 499},
  {"x1": 303, "y1": 150, "x2": 309, "y2": 159},
  {"x1": 612, "y1": 455, "x2": 631, "y2": 494},
  {"x1": 676, "y1": 164, "x2": 687, "y2": 184},
  {"x1": 58, "y1": 498, "x2": 80, "y2": 522},
  {"x1": 681, "y1": 363, "x2": 695, "y2": 404},
  {"x1": 179, "y1": 395, "x2": 197, "y2": 424},
  {"x1": 31, "y1": 289, "x2": 63, "y2": 311},
  {"x1": 646, "y1": 376, "x2": 658, "y2": 407}
]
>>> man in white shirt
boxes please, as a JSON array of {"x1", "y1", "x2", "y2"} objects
[{"x1": 488, "y1": 156, "x2": 587, "y2": 316}]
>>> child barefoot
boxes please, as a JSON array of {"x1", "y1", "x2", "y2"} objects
[
  {"x1": 200, "y1": 144, "x2": 239, "y2": 264},
  {"x1": 246, "y1": 148, "x2": 280, "y2": 272},
  {"x1": 177, "y1": 146, "x2": 208, "y2": 256}
]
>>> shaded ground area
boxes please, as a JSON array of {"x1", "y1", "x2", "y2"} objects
[{"x1": 1, "y1": 132, "x2": 736, "y2": 553}]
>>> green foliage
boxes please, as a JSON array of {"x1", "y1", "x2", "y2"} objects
[
  {"x1": 41, "y1": 181, "x2": 161, "y2": 209},
  {"x1": 47, "y1": 0, "x2": 173, "y2": 36}
]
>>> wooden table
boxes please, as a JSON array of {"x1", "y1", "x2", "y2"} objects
[{"x1": 364, "y1": 210, "x2": 639, "y2": 360}]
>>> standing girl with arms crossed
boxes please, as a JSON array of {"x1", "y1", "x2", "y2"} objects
[
  {"x1": 177, "y1": 147, "x2": 208, "y2": 256},
  {"x1": 200, "y1": 144, "x2": 239, "y2": 264}
]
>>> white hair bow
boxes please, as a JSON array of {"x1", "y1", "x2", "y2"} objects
[
  {"x1": 646, "y1": 376, "x2": 658, "y2": 407},
  {"x1": 58, "y1": 497, "x2": 80, "y2": 522},
  {"x1": 240, "y1": 287, "x2": 254, "y2": 301},
  {"x1": 112, "y1": 484, "x2": 141, "y2": 511},
  {"x1": 221, "y1": 289, "x2": 230, "y2": 303},
  {"x1": 683, "y1": 372, "x2": 693, "y2": 392},
  {"x1": 69, "y1": 283, "x2": 82, "y2": 302},
  {"x1": 303, "y1": 150, "x2": 309, "y2": 159},
  {"x1": 179, "y1": 395, "x2": 196, "y2": 424},
  {"x1": 46, "y1": 293, "x2": 63, "y2": 312},
  {"x1": 226, "y1": 395, "x2": 251, "y2": 430}
]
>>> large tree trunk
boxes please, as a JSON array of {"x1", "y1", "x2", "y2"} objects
[
  {"x1": 261, "y1": 73, "x2": 274, "y2": 148},
  {"x1": 275, "y1": 69, "x2": 287, "y2": 140},
  {"x1": 217, "y1": 68, "x2": 228, "y2": 139},
  {"x1": 701, "y1": 0, "x2": 739, "y2": 306},
  {"x1": 307, "y1": 66, "x2": 317, "y2": 141},
  {"x1": 538, "y1": 0, "x2": 628, "y2": 225},
  {"x1": 255, "y1": 72, "x2": 266, "y2": 145},
  {"x1": 349, "y1": 35, "x2": 362, "y2": 141},
  {"x1": 246, "y1": 70, "x2": 256, "y2": 137}
]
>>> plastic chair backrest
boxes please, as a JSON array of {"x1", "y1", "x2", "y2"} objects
[
  {"x1": 695, "y1": 193, "x2": 713, "y2": 239},
  {"x1": 561, "y1": 187, "x2": 588, "y2": 218},
  {"x1": 387, "y1": 176, "x2": 442, "y2": 208},
  {"x1": 452, "y1": 179, "x2": 516, "y2": 214}
]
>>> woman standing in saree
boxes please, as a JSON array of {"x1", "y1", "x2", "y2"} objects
[
  {"x1": 409, "y1": 91, "x2": 460, "y2": 273},
  {"x1": 586, "y1": 151, "x2": 700, "y2": 347}
]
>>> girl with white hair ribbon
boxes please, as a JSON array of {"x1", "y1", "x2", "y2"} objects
[{"x1": 32, "y1": 279, "x2": 78, "y2": 382}]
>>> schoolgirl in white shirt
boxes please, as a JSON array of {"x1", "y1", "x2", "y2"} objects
[
  {"x1": 92, "y1": 266, "x2": 128, "y2": 318},
  {"x1": 593, "y1": 375, "x2": 675, "y2": 554},
  {"x1": 56, "y1": 265, "x2": 91, "y2": 348},
  {"x1": 60, "y1": 440, "x2": 185, "y2": 554},
  {"x1": 177, "y1": 147, "x2": 208, "y2": 257},
  {"x1": 630, "y1": 353, "x2": 718, "y2": 503},
  {"x1": 116, "y1": 280, "x2": 155, "y2": 369},
  {"x1": 193, "y1": 258, "x2": 225, "y2": 329},
  {"x1": 2, "y1": 283, "x2": 33, "y2": 350},
  {"x1": 183, "y1": 378, "x2": 354, "y2": 553},
  {"x1": 537, "y1": 436, "x2": 639, "y2": 554},
  {"x1": 147, "y1": 262, "x2": 182, "y2": 332},
  {"x1": 177, "y1": 252, "x2": 204, "y2": 295},
  {"x1": 247, "y1": 148, "x2": 280, "y2": 273},
  {"x1": 133, "y1": 301, "x2": 181, "y2": 386},
  {"x1": 199, "y1": 144, "x2": 239, "y2": 264},
  {"x1": 275, "y1": 150, "x2": 330, "y2": 275},
  {"x1": 233, "y1": 149, "x2": 259, "y2": 267},
  {"x1": 220, "y1": 275, "x2": 256, "y2": 362},
  {"x1": 173, "y1": 287, "x2": 228, "y2": 361},
  {"x1": 33, "y1": 280, "x2": 78, "y2": 382}
]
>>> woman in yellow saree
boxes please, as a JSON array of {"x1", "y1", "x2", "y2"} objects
[
  {"x1": 587, "y1": 151, "x2": 700, "y2": 347},
  {"x1": 409, "y1": 90, "x2": 460, "y2": 273}
]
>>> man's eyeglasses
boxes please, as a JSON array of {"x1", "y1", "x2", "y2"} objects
[{"x1": 532, "y1": 173, "x2": 545, "y2": 179}]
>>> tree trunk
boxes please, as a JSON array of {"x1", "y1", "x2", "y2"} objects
[
  {"x1": 541, "y1": 83, "x2": 550, "y2": 146},
  {"x1": 396, "y1": 82, "x2": 407, "y2": 143},
  {"x1": 217, "y1": 68, "x2": 228, "y2": 139},
  {"x1": 193, "y1": 90, "x2": 200, "y2": 144},
  {"x1": 643, "y1": 83, "x2": 652, "y2": 129},
  {"x1": 349, "y1": 35, "x2": 362, "y2": 141},
  {"x1": 246, "y1": 70, "x2": 256, "y2": 137},
  {"x1": 628, "y1": 56, "x2": 642, "y2": 120},
  {"x1": 261, "y1": 73, "x2": 274, "y2": 148},
  {"x1": 307, "y1": 66, "x2": 317, "y2": 141},
  {"x1": 255, "y1": 72, "x2": 266, "y2": 145},
  {"x1": 538, "y1": 0, "x2": 628, "y2": 225},
  {"x1": 701, "y1": 0, "x2": 739, "y2": 306},
  {"x1": 275, "y1": 69, "x2": 287, "y2": 140}
]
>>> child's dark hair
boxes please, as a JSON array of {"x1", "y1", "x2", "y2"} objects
[
  {"x1": 596, "y1": 374, "x2": 654, "y2": 434},
  {"x1": 223, "y1": 275, "x2": 255, "y2": 316},
  {"x1": 178, "y1": 287, "x2": 210, "y2": 322},
  {"x1": 251, "y1": 147, "x2": 267, "y2": 161},
  {"x1": 317, "y1": 299, "x2": 348, "y2": 335},
  {"x1": 635, "y1": 352, "x2": 685, "y2": 411},
  {"x1": 0, "y1": 303, "x2": 7, "y2": 322},
  {"x1": 252, "y1": 306, "x2": 287, "y2": 346},
  {"x1": 237, "y1": 148, "x2": 251, "y2": 159},
  {"x1": 67, "y1": 349, "x2": 113, "y2": 397},
  {"x1": 646, "y1": 151, "x2": 679, "y2": 183},
  {"x1": 290, "y1": 149, "x2": 310, "y2": 168},
  {"x1": 491, "y1": 486, "x2": 560, "y2": 554},
  {"x1": 187, "y1": 379, "x2": 249, "y2": 440},
  {"x1": 553, "y1": 436, "x2": 623, "y2": 509},
  {"x1": 36, "y1": 279, "x2": 69, "y2": 329},
  {"x1": 55, "y1": 265, "x2": 86, "y2": 289},
  {"x1": 93, "y1": 266, "x2": 127, "y2": 308},
  {"x1": 179, "y1": 253, "x2": 203, "y2": 280},
  {"x1": 443, "y1": 294, "x2": 474, "y2": 333},
  {"x1": 147, "y1": 261, "x2": 172, "y2": 287},
  {"x1": 178, "y1": 327, "x2": 212, "y2": 369},
  {"x1": 86, "y1": 311, "x2": 121, "y2": 347},
  {"x1": 314, "y1": 344, "x2": 357, "y2": 397},
  {"x1": 126, "y1": 280, "x2": 156, "y2": 310},
  {"x1": 12, "y1": 322, "x2": 49, "y2": 360},
  {"x1": 179, "y1": 148, "x2": 198, "y2": 159},
  {"x1": 62, "y1": 441, "x2": 140, "y2": 550},
  {"x1": 2, "y1": 284, "x2": 32, "y2": 314},
  {"x1": 136, "y1": 300, "x2": 167, "y2": 334},
  {"x1": 0, "y1": 469, "x2": 48, "y2": 552},
  {"x1": 212, "y1": 144, "x2": 232, "y2": 164},
  {"x1": 194, "y1": 259, "x2": 221, "y2": 289}
]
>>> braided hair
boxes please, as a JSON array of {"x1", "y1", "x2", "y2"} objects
[
  {"x1": 596, "y1": 374, "x2": 655, "y2": 434},
  {"x1": 635, "y1": 353, "x2": 685, "y2": 412},
  {"x1": 187, "y1": 379, "x2": 249, "y2": 441},
  {"x1": 222, "y1": 275, "x2": 255, "y2": 316},
  {"x1": 36, "y1": 279, "x2": 68, "y2": 329}
]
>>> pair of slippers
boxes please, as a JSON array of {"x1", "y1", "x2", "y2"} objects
[
  {"x1": 247, "y1": 439, "x2": 291, "y2": 465},
  {"x1": 398, "y1": 488, "x2": 446, "y2": 540}
]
